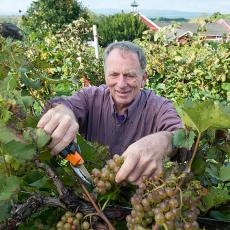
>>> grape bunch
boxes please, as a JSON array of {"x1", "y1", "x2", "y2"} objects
[
  {"x1": 91, "y1": 154, "x2": 124, "y2": 194},
  {"x1": 126, "y1": 162, "x2": 207, "y2": 230},
  {"x1": 56, "y1": 211, "x2": 93, "y2": 230}
]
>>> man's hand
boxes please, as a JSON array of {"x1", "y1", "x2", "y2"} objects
[
  {"x1": 115, "y1": 131, "x2": 174, "y2": 185},
  {"x1": 37, "y1": 104, "x2": 79, "y2": 155}
]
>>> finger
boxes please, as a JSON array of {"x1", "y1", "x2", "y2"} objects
[
  {"x1": 48, "y1": 116, "x2": 73, "y2": 148},
  {"x1": 42, "y1": 113, "x2": 62, "y2": 136},
  {"x1": 50, "y1": 126, "x2": 78, "y2": 155},
  {"x1": 153, "y1": 163, "x2": 163, "y2": 178},
  {"x1": 37, "y1": 110, "x2": 53, "y2": 128},
  {"x1": 136, "y1": 163, "x2": 159, "y2": 186},
  {"x1": 128, "y1": 160, "x2": 157, "y2": 184},
  {"x1": 115, "y1": 152, "x2": 139, "y2": 183}
]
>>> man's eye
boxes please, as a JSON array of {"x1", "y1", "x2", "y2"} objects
[
  {"x1": 126, "y1": 74, "x2": 135, "y2": 79},
  {"x1": 109, "y1": 73, "x2": 119, "y2": 78}
]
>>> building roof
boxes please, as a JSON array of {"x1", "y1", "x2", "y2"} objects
[
  {"x1": 138, "y1": 13, "x2": 230, "y2": 39},
  {"x1": 154, "y1": 20, "x2": 229, "y2": 37}
]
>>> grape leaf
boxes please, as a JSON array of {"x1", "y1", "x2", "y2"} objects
[
  {"x1": 34, "y1": 128, "x2": 50, "y2": 149},
  {"x1": 173, "y1": 129, "x2": 195, "y2": 149},
  {"x1": 0, "y1": 122, "x2": 20, "y2": 144},
  {"x1": 4, "y1": 141, "x2": 36, "y2": 162},
  {"x1": 222, "y1": 83, "x2": 230, "y2": 91},
  {"x1": 0, "y1": 175, "x2": 20, "y2": 202},
  {"x1": 202, "y1": 187, "x2": 230, "y2": 211},
  {"x1": 209, "y1": 210, "x2": 230, "y2": 221},
  {"x1": 191, "y1": 155, "x2": 206, "y2": 176},
  {"x1": 22, "y1": 96, "x2": 34, "y2": 108},
  {"x1": 0, "y1": 202, "x2": 11, "y2": 222},
  {"x1": 20, "y1": 73, "x2": 41, "y2": 89},
  {"x1": 176, "y1": 101, "x2": 230, "y2": 133},
  {"x1": 29, "y1": 176, "x2": 50, "y2": 189},
  {"x1": 77, "y1": 134, "x2": 110, "y2": 170},
  {"x1": 219, "y1": 166, "x2": 230, "y2": 182}
]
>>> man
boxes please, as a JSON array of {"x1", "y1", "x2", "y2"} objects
[{"x1": 37, "y1": 41, "x2": 183, "y2": 185}]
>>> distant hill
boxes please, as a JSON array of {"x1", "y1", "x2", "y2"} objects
[
  {"x1": 0, "y1": 15, "x2": 21, "y2": 25},
  {"x1": 91, "y1": 9, "x2": 211, "y2": 19}
]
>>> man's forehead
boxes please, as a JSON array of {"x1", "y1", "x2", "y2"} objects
[{"x1": 109, "y1": 48, "x2": 137, "y2": 57}]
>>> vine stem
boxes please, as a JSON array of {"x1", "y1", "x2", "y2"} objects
[
  {"x1": 187, "y1": 132, "x2": 201, "y2": 172},
  {"x1": 162, "y1": 223, "x2": 169, "y2": 230},
  {"x1": 79, "y1": 182, "x2": 116, "y2": 230}
]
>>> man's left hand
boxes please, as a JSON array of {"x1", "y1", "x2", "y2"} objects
[{"x1": 115, "y1": 131, "x2": 174, "y2": 185}]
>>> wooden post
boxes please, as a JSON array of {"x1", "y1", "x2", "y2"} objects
[{"x1": 93, "y1": 25, "x2": 99, "y2": 59}]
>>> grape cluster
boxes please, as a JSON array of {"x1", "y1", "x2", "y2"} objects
[
  {"x1": 56, "y1": 211, "x2": 93, "y2": 230},
  {"x1": 126, "y1": 163, "x2": 207, "y2": 230},
  {"x1": 91, "y1": 154, "x2": 124, "y2": 194}
]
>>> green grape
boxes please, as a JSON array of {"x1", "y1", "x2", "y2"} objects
[
  {"x1": 61, "y1": 215, "x2": 67, "y2": 222},
  {"x1": 82, "y1": 221, "x2": 90, "y2": 230},
  {"x1": 127, "y1": 161, "x2": 205, "y2": 229},
  {"x1": 169, "y1": 197, "x2": 179, "y2": 208},
  {"x1": 65, "y1": 211, "x2": 73, "y2": 218},
  {"x1": 155, "y1": 213, "x2": 165, "y2": 224},
  {"x1": 91, "y1": 155, "x2": 124, "y2": 194},
  {"x1": 73, "y1": 219, "x2": 80, "y2": 226},
  {"x1": 159, "y1": 200, "x2": 170, "y2": 212},
  {"x1": 56, "y1": 221, "x2": 64, "y2": 228},
  {"x1": 63, "y1": 223, "x2": 71, "y2": 230},
  {"x1": 76, "y1": 212, "x2": 83, "y2": 220},
  {"x1": 165, "y1": 211, "x2": 175, "y2": 221},
  {"x1": 91, "y1": 168, "x2": 101, "y2": 177}
]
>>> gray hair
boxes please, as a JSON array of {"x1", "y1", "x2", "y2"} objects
[{"x1": 104, "y1": 41, "x2": 147, "y2": 72}]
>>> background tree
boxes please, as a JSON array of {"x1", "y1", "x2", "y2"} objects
[
  {"x1": 21, "y1": 0, "x2": 89, "y2": 34},
  {"x1": 94, "y1": 13, "x2": 149, "y2": 47}
]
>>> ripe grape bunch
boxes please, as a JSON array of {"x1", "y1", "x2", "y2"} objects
[
  {"x1": 91, "y1": 154, "x2": 124, "y2": 194},
  {"x1": 56, "y1": 211, "x2": 93, "y2": 230},
  {"x1": 126, "y1": 162, "x2": 207, "y2": 230}
]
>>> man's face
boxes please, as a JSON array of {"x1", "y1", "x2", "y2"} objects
[{"x1": 105, "y1": 49, "x2": 146, "y2": 113}]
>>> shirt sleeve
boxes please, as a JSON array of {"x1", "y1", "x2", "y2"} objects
[
  {"x1": 43, "y1": 88, "x2": 89, "y2": 135},
  {"x1": 155, "y1": 99, "x2": 183, "y2": 132}
]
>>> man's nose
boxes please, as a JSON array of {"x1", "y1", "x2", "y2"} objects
[{"x1": 117, "y1": 75, "x2": 127, "y2": 87}]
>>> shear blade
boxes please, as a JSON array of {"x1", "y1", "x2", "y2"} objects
[{"x1": 71, "y1": 165, "x2": 91, "y2": 186}]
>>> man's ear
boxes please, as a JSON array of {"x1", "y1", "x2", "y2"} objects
[{"x1": 141, "y1": 72, "x2": 148, "y2": 88}]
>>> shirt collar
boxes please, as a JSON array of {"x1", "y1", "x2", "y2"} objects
[{"x1": 109, "y1": 90, "x2": 142, "y2": 119}]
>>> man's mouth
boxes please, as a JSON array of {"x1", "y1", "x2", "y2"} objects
[{"x1": 116, "y1": 91, "x2": 130, "y2": 96}]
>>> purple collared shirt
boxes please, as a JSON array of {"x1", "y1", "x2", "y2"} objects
[{"x1": 46, "y1": 85, "x2": 183, "y2": 155}]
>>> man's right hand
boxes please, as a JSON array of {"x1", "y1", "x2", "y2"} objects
[{"x1": 37, "y1": 104, "x2": 79, "y2": 155}]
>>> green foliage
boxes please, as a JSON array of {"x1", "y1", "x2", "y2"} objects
[
  {"x1": 172, "y1": 100, "x2": 230, "y2": 217},
  {"x1": 21, "y1": 0, "x2": 89, "y2": 34},
  {"x1": 176, "y1": 100, "x2": 230, "y2": 133},
  {"x1": 0, "y1": 202, "x2": 11, "y2": 222},
  {"x1": 202, "y1": 187, "x2": 230, "y2": 210},
  {"x1": 0, "y1": 8, "x2": 230, "y2": 228},
  {"x1": 173, "y1": 129, "x2": 196, "y2": 149},
  {"x1": 219, "y1": 166, "x2": 230, "y2": 182},
  {"x1": 94, "y1": 13, "x2": 148, "y2": 47},
  {"x1": 77, "y1": 134, "x2": 110, "y2": 171},
  {"x1": 3, "y1": 141, "x2": 36, "y2": 163},
  {"x1": 209, "y1": 210, "x2": 230, "y2": 221},
  {"x1": 34, "y1": 128, "x2": 50, "y2": 149},
  {"x1": 136, "y1": 28, "x2": 230, "y2": 102},
  {"x1": 0, "y1": 123, "x2": 20, "y2": 143},
  {"x1": 0, "y1": 175, "x2": 20, "y2": 202}
]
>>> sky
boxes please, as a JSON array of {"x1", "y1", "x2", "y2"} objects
[{"x1": 0, "y1": 0, "x2": 230, "y2": 15}]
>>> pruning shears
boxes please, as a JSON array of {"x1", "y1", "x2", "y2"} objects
[{"x1": 59, "y1": 141, "x2": 92, "y2": 186}]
